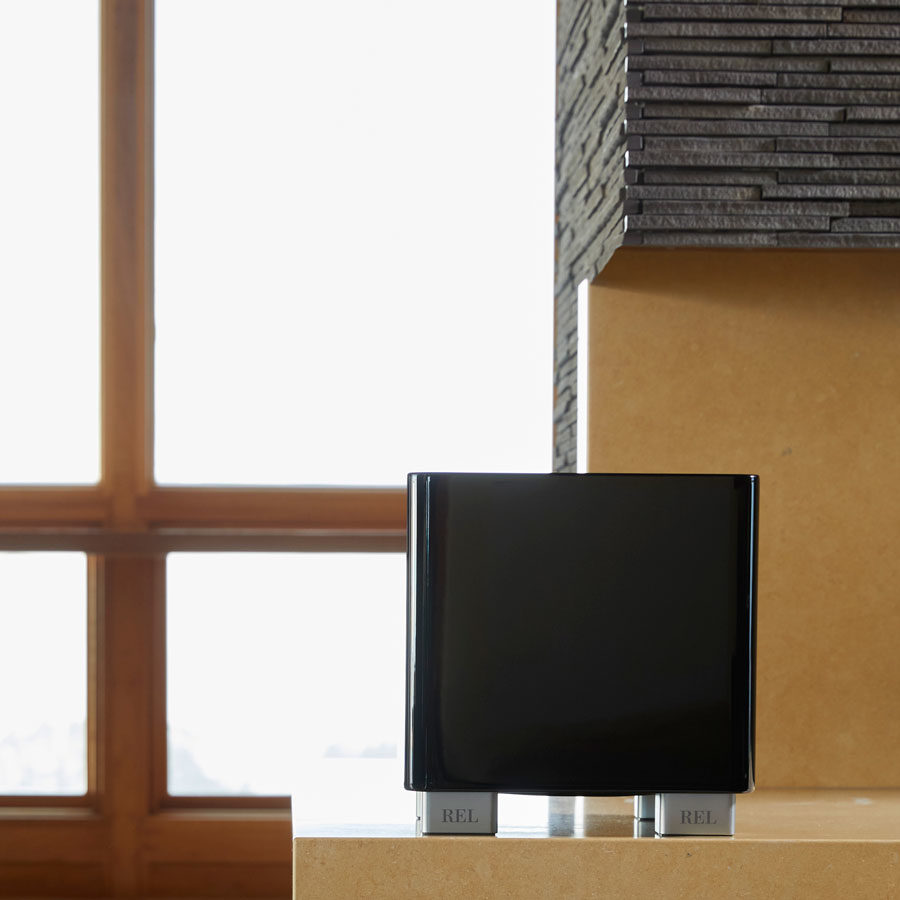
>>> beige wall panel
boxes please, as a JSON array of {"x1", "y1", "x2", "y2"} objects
[
  {"x1": 586, "y1": 248, "x2": 900, "y2": 787},
  {"x1": 588, "y1": 249, "x2": 900, "y2": 786}
]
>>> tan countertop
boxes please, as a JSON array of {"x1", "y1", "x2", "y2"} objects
[{"x1": 293, "y1": 789, "x2": 900, "y2": 898}]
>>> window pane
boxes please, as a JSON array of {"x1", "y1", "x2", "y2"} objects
[
  {"x1": 155, "y1": 0, "x2": 554, "y2": 485},
  {"x1": 0, "y1": 2, "x2": 100, "y2": 484},
  {"x1": 0, "y1": 553, "x2": 87, "y2": 794},
  {"x1": 167, "y1": 553, "x2": 407, "y2": 810}
]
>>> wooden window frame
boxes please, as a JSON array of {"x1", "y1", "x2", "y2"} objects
[{"x1": 0, "y1": 2, "x2": 404, "y2": 895}]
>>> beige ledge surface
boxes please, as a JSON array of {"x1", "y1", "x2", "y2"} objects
[{"x1": 293, "y1": 790, "x2": 900, "y2": 899}]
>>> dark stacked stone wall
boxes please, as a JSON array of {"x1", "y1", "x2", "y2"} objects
[
  {"x1": 554, "y1": 0, "x2": 900, "y2": 470},
  {"x1": 624, "y1": 0, "x2": 900, "y2": 248},
  {"x1": 555, "y1": 0, "x2": 626, "y2": 472}
]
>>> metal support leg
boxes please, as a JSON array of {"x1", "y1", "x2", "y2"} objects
[
  {"x1": 416, "y1": 791, "x2": 498, "y2": 835},
  {"x1": 655, "y1": 792, "x2": 736, "y2": 836},
  {"x1": 633, "y1": 794, "x2": 655, "y2": 820}
]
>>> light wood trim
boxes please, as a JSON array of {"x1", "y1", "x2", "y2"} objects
[
  {"x1": 0, "y1": 483, "x2": 406, "y2": 538},
  {"x1": 0, "y1": 795, "x2": 91, "y2": 809},
  {"x1": 0, "y1": 861, "x2": 106, "y2": 897},
  {"x1": 0, "y1": 486, "x2": 109, "y2": 525},
  {"x1": 0, "y1": 812, "x2": 107, "y2": 862},
  {"x1": 160, "y1": 794, "x2": 290, "y2": 811},
  {"x1": 142, "y1": 811, "x2": 291, "y2": 862},
  {"x1": 0, "y1": 527, "x2": 405, "y2": 553},
  {"x1": 97, "y1": 556, "x2": 161, "y2": 894},
  {"x1": 101, "y1": 0, "x2": 154, "y2": 524},
  {"x1": 137, "y1": 486, "x2": 407, "y2": 530},
  {"x1": 144, "y1": 528, "x2": 406, "y2": 552},
  {"x1": 0, "y1": 486, "x2": 407, "y2": 535},
  {"x1": 145, "y1": 861, "x2": 289, "y2": 898}
]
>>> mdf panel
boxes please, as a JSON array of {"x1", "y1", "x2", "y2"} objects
[
  {"x1": 585, "y1": 247, "x2": 900, "y2": 787},
  {"x1": 293, "y1": 790, "x2": 900, "y2": 898},
  {"x1": 294, "y1": 833, "x2": 899, "y2": 900}
]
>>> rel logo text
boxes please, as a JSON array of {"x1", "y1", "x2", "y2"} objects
[
  {"x1": 681, "y1": 809, "x2": 718, "y2": 825},
  {"x1": 442, "y1": 808, "x2": 479, "y2": 824}
]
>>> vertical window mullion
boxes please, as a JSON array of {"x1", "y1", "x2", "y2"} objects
[
  {"x1": 100, "y1": 0, "x2": 154, "y2": 522},
  {"x1": 98, "y1": 1, "x2": 158, "y2": 892}
]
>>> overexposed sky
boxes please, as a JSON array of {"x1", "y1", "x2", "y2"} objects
[
  {"x1": 0, "y1": 1, "x2": 100, "y2": 483},
  {"x1": 154, "y1": 0, "x2": 556, "y2": 484}
]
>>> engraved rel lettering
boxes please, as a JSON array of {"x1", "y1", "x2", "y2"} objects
[
  {"x1": 442, "y1": 808, "x2": 479, "y2": 824},
  {"x1": 681, "y1": 810, "x2": 718, "y2": 825}
]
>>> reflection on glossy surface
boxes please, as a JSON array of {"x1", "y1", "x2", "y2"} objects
[
  {"x1": 292, "y1": 794, "x2": 652, "y2": 839},
  {"x1": 536, "y1": 796, "x2": 653, "y2": 838},
  {"x1": 485, "y1": 796, "x2": 654, "y2": 839},
  {"x1": 293, "y1": 790, "x2": 900, "y2": 840},
  {"x1": 291, "y1": 816, "x2": 647, "y2": 839},
  {"x1": 407, "y1": 473, "x2": 758, "y2": 795}
]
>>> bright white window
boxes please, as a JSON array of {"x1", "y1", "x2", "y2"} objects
[
  {"x1": 0, "y1": 1, "x2": 100, "y2": 484},
  {"x1": 167, "y1": 552, "x2": 406, "y2": 797},
  {"x1": 154, "y1": 0, "x2": 555, "y2": 485},
  {"x1": 0, "y1": 553, "x2": 87, "y2": 794}
]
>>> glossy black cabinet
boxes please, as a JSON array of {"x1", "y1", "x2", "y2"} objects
[{"x1": 406, "y1": 473, "x2": 758, "y2": 795}]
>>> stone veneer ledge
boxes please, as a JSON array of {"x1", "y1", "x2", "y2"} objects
[{"x1": 554, "y1": 0, "x2": 900, "y2": 471}]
